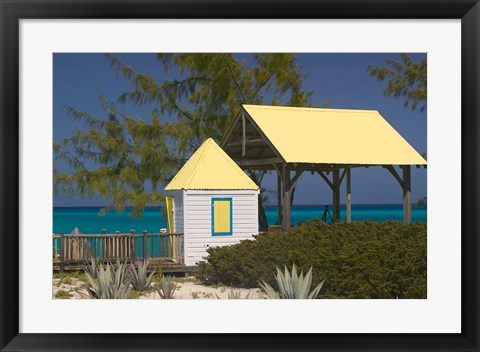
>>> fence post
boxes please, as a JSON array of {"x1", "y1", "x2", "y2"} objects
[
  {"x1": 59, "y1": 232, "x2": 65, "y2": 272},
  {"x1": 131, "y1": 230, "x2": 136, "y2": 260},
  {"x1": 143, "y1": 230, "x2": 148, "y2": 260}
]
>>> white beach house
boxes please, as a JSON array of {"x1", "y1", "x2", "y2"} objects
[{"x1": 164, "y1": 138, "x2": 260, "y2": 266}]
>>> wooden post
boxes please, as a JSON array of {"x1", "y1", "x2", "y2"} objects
[
  {"x1": 277, "y1": 171, "x2": 282, "y2": 225},
  {"x1": 130, "y1": 230, "x2": 135, "y2": 259},
  {"x1": 346, "y1": 167, "x2": 352, "y2": 222},
  {"x1": 282, "y1": 164, "x2": 291, "y2": 231},
  {"x1": 242, "y1": 111, "x2": 246, "y2": 157},
  {"x1": 143, "y1": 230, "x2": 148, "y2": 260},
  {"x1": 59, "y1": 232, "x2": 65, "y2": 272},
  {"x1": 402, "y1": 165, "x2": 412, "y2": 224},
  {"x1": 333, "y1": 168, "x2": 340, "y2": 222}
]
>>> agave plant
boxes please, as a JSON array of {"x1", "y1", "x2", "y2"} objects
[
  {"x1": 259, "y1": 264, "x2": 325, "y2": 299},
  {"x1": 84, "y1": 260, "x2": 131, "y2": 299},
  {"x1": 130, "y1": 260, "x2": 156, "y2": 291},
  {"x1": 85, "y1": 256, "x2": 99, "y2": 279},
  {"x1": 227, "y1": 289, "x2": 250, "y2": 299},
  {"x1": 155, "y1": 276, "x2": 177, "y2": 299}
]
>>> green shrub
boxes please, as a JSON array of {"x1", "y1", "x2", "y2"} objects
[
  {"x1": 198, "y1": 220, "x2": 427, "y2": 299},
  {"x1": 128, "y1": 290, "x2": 143, "y2": 299},
  {"x1": 54, "y1": 289, "x2": 73, "y2": 299}
]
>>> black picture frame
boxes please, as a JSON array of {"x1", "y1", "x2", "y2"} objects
[{"x1": 1, "y1": 1, "x2": 479, "y2": 351}]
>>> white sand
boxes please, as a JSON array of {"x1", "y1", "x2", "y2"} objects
[{"x1": 53, "y1": 277, "x2": 264, "y2": 300}]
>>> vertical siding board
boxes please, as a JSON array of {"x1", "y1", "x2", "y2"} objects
[{"x1": 183, "y1": 190, "x2": 259, "y2": 266}]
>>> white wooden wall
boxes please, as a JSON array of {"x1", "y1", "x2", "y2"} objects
[
  {"x1": 183, "y1": 190, "x2": 259, "y2": 266},
  {"x1": 170, "y1": 191, "x2": 184, "y2": 234}
]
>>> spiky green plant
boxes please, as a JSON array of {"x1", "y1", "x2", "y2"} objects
[
  {"x1": 259, "y1": 264, "x2": 325, "y2": 299},
  {"x1": 130, "y1": 260, "x2": 156, "y2": 291},
  {"x1": 84, "y1": 260, "x2": 130, "y2": 299},
  {"x1": 85, "y1": 256, "x2": 99, "y2": 279},
  {"x1": 227, "y1": 289, "x2": 250, "y2": 299},
  {"x1": 155, "y1": 276, "x2": 177, "y2": 299}
]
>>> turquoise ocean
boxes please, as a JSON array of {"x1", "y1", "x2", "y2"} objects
[{"x1": 53, "y1": 204, "x2": 427, "y2": 234}]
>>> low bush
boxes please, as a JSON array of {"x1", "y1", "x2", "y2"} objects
[
  {"x1": 198, "y1": 220, "x2": 427, "y2": 299},
  {"x1": 54, "y1": 289, "x2": 73, "y2": 299}
]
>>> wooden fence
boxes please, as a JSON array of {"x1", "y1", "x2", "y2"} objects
[{"x1": 53, "y1": 231, "x2": 184, "y2": 271}]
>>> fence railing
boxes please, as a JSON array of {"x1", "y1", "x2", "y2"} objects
[{"x1": 52, "y1": 231, "x2": 184, "y2": 271}]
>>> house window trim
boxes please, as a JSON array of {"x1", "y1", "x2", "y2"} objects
[{"x1": 211, "y1": 197, "x2": 233, "y2": 236}]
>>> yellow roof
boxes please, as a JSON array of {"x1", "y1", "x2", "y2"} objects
[
  {"x1": 243, "y1": 105, "x2": 427, "y2": 165},
  {"x1": 165, "y1": 138, "x2": 259, "y2": 191}
]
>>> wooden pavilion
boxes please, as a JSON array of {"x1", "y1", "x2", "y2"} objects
[{"x1": 220, "y1": 105, "x2": 427, "y2": 230}]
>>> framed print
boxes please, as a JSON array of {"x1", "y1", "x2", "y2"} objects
[{"x1": 1, "y1": 0, "x2": 479, "y2": 351}]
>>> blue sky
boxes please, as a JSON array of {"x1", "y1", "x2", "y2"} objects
[{"x1": 53, "y1": 53, "x2": 427, "y2": 207}]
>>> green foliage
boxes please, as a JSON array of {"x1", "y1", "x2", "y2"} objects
[
  {"x1": 259, "y1": 264, "x2": 324, "y2": 299},
  {"x1": 53, "y1": 271, "x2": 87, "y2": 282},
  {"x1": 129, "y1": 260, "x2": 156, "y2": 291},
  {"x1": 367, "y1": 53, "x2": 427, "y2": 112},
  {"x1": 128, "y1": 290, "x2": 143, "y2": 299},
  {"x1": 415, "y1": 197, "x2": 427, "y2": 208},
  {"x1": 54, "y1": 289, "x2": 73, "y2": 299},
  {"x1": 198, "y1": 220, "x2": 427, "y2": 299},
  {"x1": 59, "y1": 277, "x2": 72, "y2": 285},
  {"x1": 84, "y1": 260, "x2": 131, "y2": 299},
  {"x1": 54, "y1": 53, "x2": 311, "y2": 219},
  {"x1": 155, "y1": 276, "x2": 177, "y2": 299}
]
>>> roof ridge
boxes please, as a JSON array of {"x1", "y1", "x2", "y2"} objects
[{"x1": 243, "y1": 104, "x2": 378, "y2": 114}]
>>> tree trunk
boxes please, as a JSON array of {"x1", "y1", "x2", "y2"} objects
[
  {"x1": 258, "y1": 193, "x2": 268, "y2": 231},
  {"x1": 247, "y1": 170, "x2": 269, "y2": 231}
]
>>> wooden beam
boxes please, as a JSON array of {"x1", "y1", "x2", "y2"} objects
[
  {"x1": 402, "y1": 165, "x2": 412, "y2": 224},
  {"x1": 241, "y1": 110, "x2": 286, "y2": 164},
  {"x1": 237, "y1": 157, "x2": 283, "y2": 167},
  {"x1": 289, "y1": 170, "x2": 303, "y2": 193},
  {"x1": 385, "y1": 165, "x2": 404, "y2": 188},
  {"x1": 242, "y1": 112, "x2": 246, "y2": 157},
  {"x1": 346, "y1": 167, "x2": 351, "y2": 222},
  {"x1": 225, "y1": 138, "x2": 268, "y2": 148},
  {"x1": 339, "y1": 167, "x2": 347, "y2": 185},
  {"x1": 282, "y1": 163, "x2": 291, "y2": 231},
  {"x1": 333, "y1": 169, "x2": 340, "y2": 222},
  {"x1": 277, "y1": 171, "x2": 282, "y2": 225},
  {"x1": 254, "y1": 145, "x2": 270, "y2": 159},
  {"x1": 219, "y1": 110, "x2": 242, "y2": 148},
  {"x1": 272, "y1": 163, "x2": 282, "y2": 175},
  {"x1": 316, "y1": 170, "x2": 334, "y2": 190}
]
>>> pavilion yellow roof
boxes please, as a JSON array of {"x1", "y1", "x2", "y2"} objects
[
  {"x1": 243, "y1": 105, "x2": 427, "y2": 165},
  {"x1": 165, "y1": 138, "x2": 259, "y2": 191}
]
